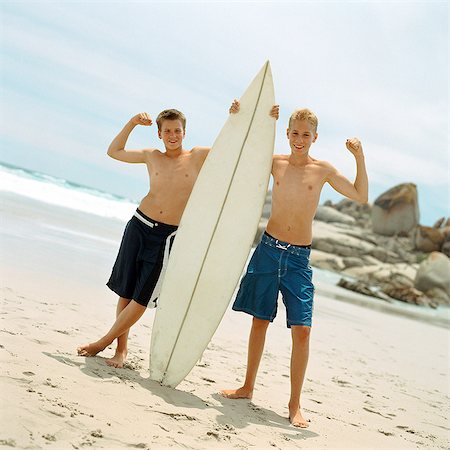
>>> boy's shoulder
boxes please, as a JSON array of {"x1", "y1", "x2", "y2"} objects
[
  {"x1": 191, "y1": 146, "x2": 210, "y2": 155},
  {"x1": 314, "y1": 159, "x2": 338, "y2": 174},
  {"x1": 272, "y1": 155, "x2": 335, "y2": 169},
  {"x1": 299, "y1": 157, "x2": 336, "y2": 171},
  {"x1": 145, "y1": 148, "x2": 163, "y2": 160},
  {"x1": 313, "y1": 158, "x2": 334, "y2": 168},
  {"x1": 273, "y1": 154, "x2": 290, "y2": 162}
]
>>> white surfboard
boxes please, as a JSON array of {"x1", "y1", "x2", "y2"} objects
[{"x1": 149, "y1": 61, "x2": 275, "y2": 387}]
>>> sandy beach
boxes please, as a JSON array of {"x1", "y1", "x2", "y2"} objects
[{"x1": 1, "y1": 191, "x2": 449, "y2": 449}]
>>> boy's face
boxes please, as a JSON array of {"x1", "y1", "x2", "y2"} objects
[
  {"x1": 287, "y1": 119, "x2": 317, "y2": 155},
  {"x1": 158, "y1": 119, "x2": 185, "y2": 150}
]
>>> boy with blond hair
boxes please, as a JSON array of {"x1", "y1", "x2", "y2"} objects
[{"x1": 221, "y1": 102, "x2": 368, "y2": 428}]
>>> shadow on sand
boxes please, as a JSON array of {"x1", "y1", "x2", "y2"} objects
[{"x1": 45, "y1": 351, "x2": 319, "y2": 441}]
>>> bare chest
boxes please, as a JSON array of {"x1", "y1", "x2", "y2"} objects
[
  {"x1": 272, "y1": 164, "x2": 325, "y2": 202},
  {"x1": 148, "y1": 156, "x2": 200, "y2": 192}
]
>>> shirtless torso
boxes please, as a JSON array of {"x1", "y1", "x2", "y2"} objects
[
  {"x1": 267, "y1": 155, "x2": 330, "y2": 245},
  {"x1": 266, "y1": 117, "x2": 368, "y2": 246},
  {"x1": 107, "y1": 112, "x2": 209, "y2": 225},
  {"x1": 139, "y1": 149, "x2": 208, "y2": 225}
]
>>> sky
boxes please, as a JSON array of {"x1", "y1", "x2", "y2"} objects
[{"x1": 1, "y1": 1, "x2": 449, "y2": 225}]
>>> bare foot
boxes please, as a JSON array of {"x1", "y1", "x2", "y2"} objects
[
  {"x1": 77, "y1": 341, "x2": 105, "y2": 357},
  {"x1": 220, "y1": 387, "x2": 253, "y2": 400},
  {"x1": 106, "y1": 350, "x2": 127, "y2": 368},
  {"x1": 289, "y1": 407, "x2": 309, "y2": 428}
]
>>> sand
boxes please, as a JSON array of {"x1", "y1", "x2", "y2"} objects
[{"x1": 1, "y1": 191, "x2": 449, "y2": 449}]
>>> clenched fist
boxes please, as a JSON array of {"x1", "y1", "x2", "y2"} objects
[
  {"x1": 346, "y1": 138, "x2": 363, "y2": 157},
  {"x1": 131, "y1": 112, "x2": 152, "y2": 126}
]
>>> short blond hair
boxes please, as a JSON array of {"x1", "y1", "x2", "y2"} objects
[{"x1": 288, "y1": 108, "x2": 318, "y2": 133}]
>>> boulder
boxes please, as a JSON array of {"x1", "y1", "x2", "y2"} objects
[
  {"x1": 381, "y1": 284, "x2": 434, "y2": 307},
  {"x1": 344, "y1": 262, "x2": 417, "y2": 286},
  {"x1": 362, "y1": 255, "x2": 382, "y2": 266},
  {"x1": 369, "y1": 246, "x2": 400, "y2": 263},
  {"x1": 441, "y1": 226, "x2": 450, "y2": 239},
  {"x1": 372, "y1": 183, "x2": 419, "y2": 236},
  {"x1": 342, "y1": 257, "x2": 365, "y2": 268},
  {"x1": 424, "y1": 287, "x2": 450, "y2": 305},
  {"x1": 334, "y1": 198, "x2": 372, "y2": 217},
  {"x1": 415, "y1": 226, "x2": 445, "y2": 252},
  {"x1": 314, "y1": 205, "x2": 356, "y2": 225},
  {"x1": 441, "y1": 232, "x2": 450, "y2": 258},
  {"x1": 333, "y1": 198, "x2": 372, "y2": 228},
  {"x1": 337, "y1": 278, "x2": 389, "y2": 300},
  {"x1": 343, "y1": 264, "x2": 384, "y2": 280},
  {"x1": 414, "y1": 252, "x2": 450, "y2": 297},
  {"x1": 433, "y1": 217, "x2": 445, "y2": 228},
  {"x1": 310, "y1": 250, "x2": 345, "y2": 272},
  {"x1": 312, "y1": 221, "x2": 376, "y2": 258}
]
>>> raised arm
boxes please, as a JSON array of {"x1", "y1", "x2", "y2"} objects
[
  {"x1": 326, "y1": 138, "x2": 368, "y2": 203},
  {"x1": 107, "y1": 113, "x2": 155, "y2": 163},
  {"x1": 229, "y1": 99, "x2": 279, "y2": 119}
]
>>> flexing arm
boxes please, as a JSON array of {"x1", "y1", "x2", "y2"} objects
[
  {"x1": 326, "y1": 138, "x2": 368, "y2": 203},
  {"x1": 107, "y1": 113, "x2": 155, "y2": 163}
]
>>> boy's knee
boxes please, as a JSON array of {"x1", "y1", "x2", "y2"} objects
[
  {"x1": 252, "y1": 317, "x2": 270, "y2": 330},
  {"x1": 292, "y1": 325, "x2": 311, "y2": 342}
]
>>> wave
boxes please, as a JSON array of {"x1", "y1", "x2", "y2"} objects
[{"x1": 0, "y1": 161, "x2": 138, "y2": 221}]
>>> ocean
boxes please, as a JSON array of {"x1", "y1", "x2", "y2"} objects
[{"x1": 0, "y1": 161, "x2": 138, "y2": 222}]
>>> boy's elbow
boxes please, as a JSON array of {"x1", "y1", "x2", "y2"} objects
[
  {"x1": 357, "y1": 194, "x2": 369, "y2": 204},
  {"x1": 107, "y1": 147, "x2": 121, "y2": 158},
  {"x1": 348, "y1": 191, "x2": 368, "y2": 204}
]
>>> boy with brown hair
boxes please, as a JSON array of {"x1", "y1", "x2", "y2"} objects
[
  {"x1": 77, "y1": 109, "x2": 210, "y2": 368},
  {"x1": 221, "y1": 102, "x2": 368, "y2": 428}
]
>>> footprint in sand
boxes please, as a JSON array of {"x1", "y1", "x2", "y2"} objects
[
  {"x1": 90, "y1": 430, "x2": 103, "y2": 438},
  {"x1": 42, "y1": 434, "x2": 56, "y2": 442},
  {"x1": 201, "y1": 377, "x2": 216, "y2": 384},
  {"x1": 332, "y1": 376, "x2": 352, "y2": 387},
  {"x1": 363, "y1": 407, "x2": 393, "y2": 419},
  {"x1": 29, "y1": 338, "x2": 50, "y2": 345},
  {"x1": 1, "y1": 329, "x2": 18, "y2": 335},
  {"x1": 44, "y1": 378, "x2": 59, "y2": 388},
  {"x1": 378, "y1": 429, "x2": 395, "y2": 436},
  {"x1": 54, "y1": 329, "x2": 70, "y2": 335}
]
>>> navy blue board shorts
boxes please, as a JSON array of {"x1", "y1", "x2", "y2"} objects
[
  {"x1": 106, "y1": 209, "x2": 177, "y2": 308},
  {"x1": 232, "y1": 231, "x2": 314, "y2": 327}
]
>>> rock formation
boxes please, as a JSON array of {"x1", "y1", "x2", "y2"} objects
[
  {"x1": 415, "y1": 252, "x2": 450, "y2": 303},
  {"x1": 371, "y1": 183, "x2": 419, "y2": 236}
]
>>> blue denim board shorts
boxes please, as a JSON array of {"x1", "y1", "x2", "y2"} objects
[
  {"x1": 106, "y1": 209, "x2": 177, "y2": 308},
  {"x1": 232, "y1": 232, "x2": 314, "y2": 327}
]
